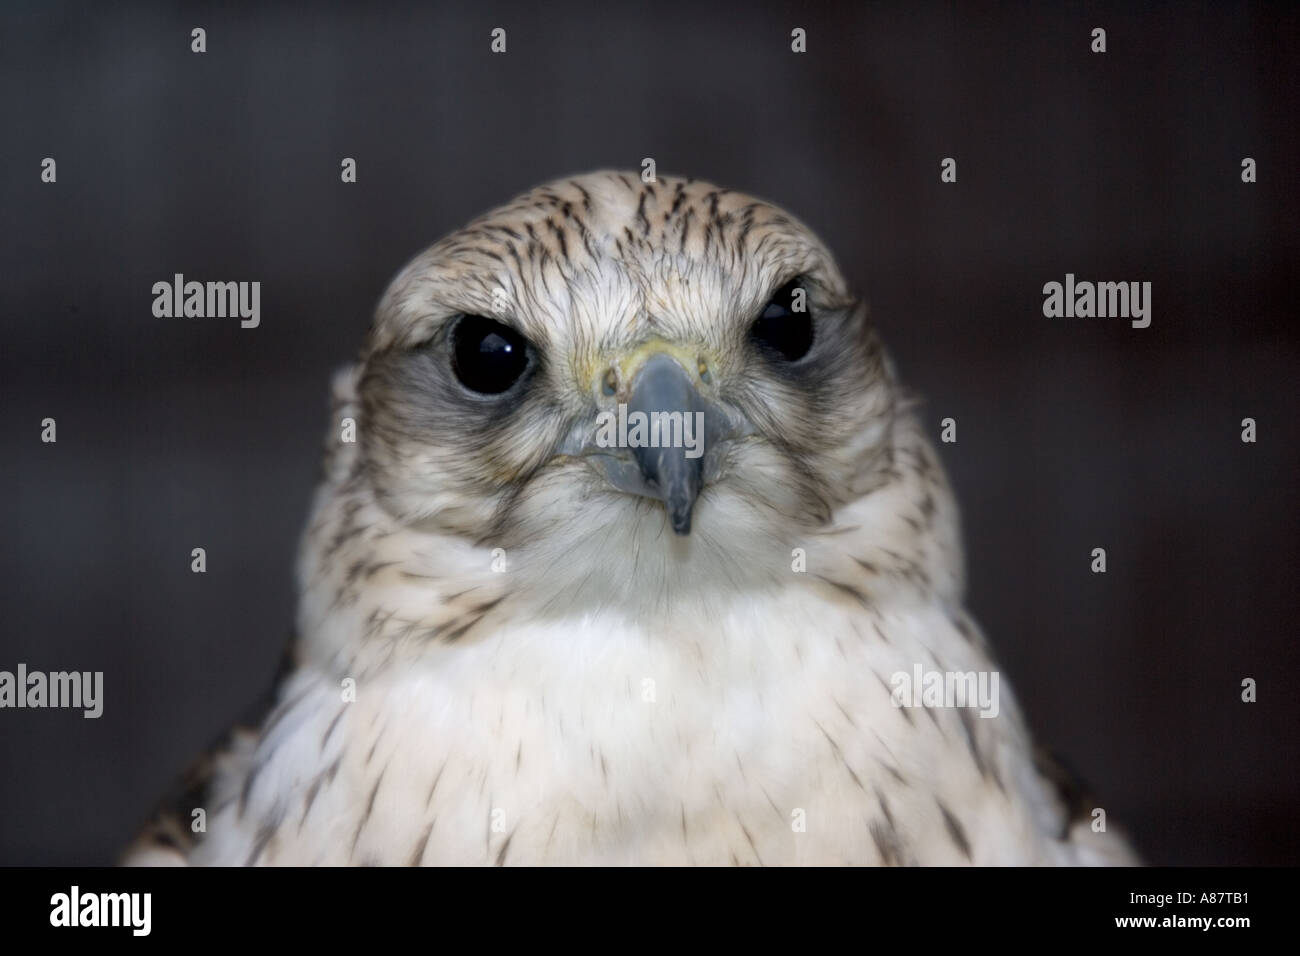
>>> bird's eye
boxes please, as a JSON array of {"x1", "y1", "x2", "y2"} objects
[
  {"x1": 450, "y1": 315, "x2": 533, "y2": 395},
  {"x1": 750, "y1": 278, "x2": 814, "y2": 361}
]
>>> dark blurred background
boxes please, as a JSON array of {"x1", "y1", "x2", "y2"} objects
[{"x1": 1, "y1": 0, "x2": 1297, "y2": 865}]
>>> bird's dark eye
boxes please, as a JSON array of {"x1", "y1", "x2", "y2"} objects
[
  {"x1": 450, "y1": 315, "x2": 533, "y2": 395},
  {"x1": 750, "y1": 278, "x2": 814, "y2": 361}
]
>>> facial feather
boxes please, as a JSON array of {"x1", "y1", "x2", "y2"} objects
[{"x1": 355, "y1": 172, "x2": 897, "y2": 584}]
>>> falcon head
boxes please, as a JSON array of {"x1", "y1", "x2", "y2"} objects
[{"x1": 348, "y1": 172, "x2": 902, "y2": 603}]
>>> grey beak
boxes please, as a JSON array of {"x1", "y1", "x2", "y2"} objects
[
  {"x1": 555, "y1": 350, "x2": 755, "y2": 537},
  {"x1": 628, "y1": 354, "x2": 703, "y2": 535}
]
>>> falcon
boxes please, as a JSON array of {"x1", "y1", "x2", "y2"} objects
[{"x1": 126, "y1": 171, "x2": 1136, "y2": 865}]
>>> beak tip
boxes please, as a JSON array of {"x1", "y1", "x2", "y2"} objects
[{"x1": 667, "y1": 498, "x2": 694, "y2": 536}]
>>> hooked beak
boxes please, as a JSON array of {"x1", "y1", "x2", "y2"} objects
[
  {"x1": 627, "y1": 354, "x2": 704, "y2": 534},
  {"x1": 557, "y1": 349, "x2": 752, "y2": 536}
]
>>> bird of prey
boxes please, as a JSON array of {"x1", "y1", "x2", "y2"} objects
[{"x1": 127, "y1": 171, "x2": 1136, "y2": 865}]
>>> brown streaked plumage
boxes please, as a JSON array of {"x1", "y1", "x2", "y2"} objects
[{"x1": 127, "y1": 171, "x2": 1137, "y2": 866}]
